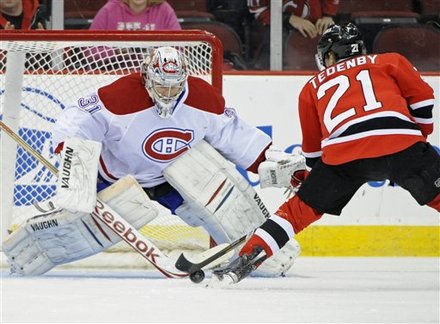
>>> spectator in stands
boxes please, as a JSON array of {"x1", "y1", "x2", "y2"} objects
[
  {"x1": 0, "y1": 0, "x2": 45, "y2": 29},
  {"x1": 247, "y1": 0, "x2": 339, "y2": 69},
  {"x1": 85, "y1": 1, "x2": 181, "y2": 68},
  {"x1": 90, "y1": 0, "x2": 181, "y2": 31}
]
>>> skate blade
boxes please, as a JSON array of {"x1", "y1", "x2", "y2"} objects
[{"x1": 205, "y1": 273, "x2": 236, "y2": 288}]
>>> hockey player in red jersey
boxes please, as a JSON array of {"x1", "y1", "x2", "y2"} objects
[{"x1": 213, "y1": 23, "x2": 440, "y2": 284}]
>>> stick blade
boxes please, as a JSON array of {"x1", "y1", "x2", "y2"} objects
[
  {"x1": 175, "y1": 253, "x2": 199, "y2": 274},
  {"x1": 175, "y1": 243, "x2": 236, "y2": 274}
]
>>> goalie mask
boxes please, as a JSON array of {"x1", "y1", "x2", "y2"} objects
[
  {"x1": 141, "y1": 47, "x2": 189, "y2": 118},
  {"x1": 315, "y1": 23, "x2": 366, "y2": 71}
]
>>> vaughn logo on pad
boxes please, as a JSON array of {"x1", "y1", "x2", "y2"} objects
[{"x1": 55, "y1": 138, "x2": 102, "y2": 213}]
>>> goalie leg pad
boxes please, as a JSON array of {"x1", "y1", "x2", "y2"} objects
[
  {"x1": 164, "y1": 140, "x2": 270, "y2": 244},
  {"x1": 164, "y1": 141, "x2": 301, "y2": 277},
  {"x1": 3, "y1": 209, "x2": 100, "y2": 276},
  {"x1": 253, "y1": 238, "x2": 301, "y2": 277},
  {"x1": 3, "y1": 175, "x2": 160, "y2": 276}
]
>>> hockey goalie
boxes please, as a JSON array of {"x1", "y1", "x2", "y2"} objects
[{"x1": 2, "y1": 47, "x2": 305, "y2": 278}]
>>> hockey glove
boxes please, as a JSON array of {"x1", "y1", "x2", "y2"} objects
[{"x1": 258, "y1": 146, "x2": 306, "y2": 189}]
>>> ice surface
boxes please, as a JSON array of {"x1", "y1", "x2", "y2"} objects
[{"x1": 1, "y1": 257, "x2": 439, "y2": 323}]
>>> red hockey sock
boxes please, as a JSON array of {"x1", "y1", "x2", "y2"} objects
[
  {"x1": 239, "y1": 196, "x2": 322, "y2": 258},
  {"x1": 239, "y1": 233, "x2": 273, "y2": 257},
  {"x1": 427, "y1": 194, "x2": 440, "y2": 212},
  {"x1": 276, "y1": 195, "x2": 323, "y2": 234}
]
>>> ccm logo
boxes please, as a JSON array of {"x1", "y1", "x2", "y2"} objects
[{"x1": 92, "y1": 200, "x2": 159, "y2": 262}]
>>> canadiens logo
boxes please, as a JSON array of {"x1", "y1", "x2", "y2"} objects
[
  {"x1": 142, "y1": 128, "x2": 194, "y2": 162},
  {"x1": 161, "y1": 60, "x2": 179, "y2": 74}
]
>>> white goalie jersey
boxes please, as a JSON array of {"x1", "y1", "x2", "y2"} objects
[{"x1": 52, "y1": 74, "x2": 272, "y2": 188}]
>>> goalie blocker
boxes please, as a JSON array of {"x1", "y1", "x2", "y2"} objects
[
  {"x1": 55, "y1": 137, "x2": 102, "y2": 213},
  {"x1": 164, "y1": 140, "x2": 301, "y2": 277}
]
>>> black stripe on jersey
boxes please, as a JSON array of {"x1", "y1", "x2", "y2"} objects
[
  {"x1": 338, "y1": 116, "x2": 420, "y2": 138},
  {"x1": 260, "y1": 218, "x2": 290, "y2": 249},
  {"x1": 410, "y1": 104, "x2": 433, "y2": 119}
]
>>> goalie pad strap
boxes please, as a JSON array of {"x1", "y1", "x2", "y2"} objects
[{"x1": 143, "y1": 181, "x2": 174, "y2": 200}]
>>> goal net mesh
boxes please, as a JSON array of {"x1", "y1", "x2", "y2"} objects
[{"x1": 0, "y1": 31, "x2": 222, "y2": 268}]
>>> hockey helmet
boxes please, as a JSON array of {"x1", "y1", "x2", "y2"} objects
[
  {"x1": 141, "y1": 46, "x2": 188, "y2": 118},
  {"x1": 315, "y1": 23, "x2": 366, "y2": 71}
]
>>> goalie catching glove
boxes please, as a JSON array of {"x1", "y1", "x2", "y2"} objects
[{"x1": 258, "y1": 146, "x2": 306, "y2": 191}]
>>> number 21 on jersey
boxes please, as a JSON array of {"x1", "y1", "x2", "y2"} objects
[{"x1": 317, "y1": 69, "x2": 383, "y2": 133}]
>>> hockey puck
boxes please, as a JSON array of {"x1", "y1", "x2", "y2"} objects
[{"x1": 189, "y1": 270, "x2": 205, "y2": 283}]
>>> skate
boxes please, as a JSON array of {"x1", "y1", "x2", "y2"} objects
[{"x1": 210, "y1": 246, "x2": 268, "y2": 285}]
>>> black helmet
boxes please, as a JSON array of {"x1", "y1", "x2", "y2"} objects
[{"x1": 315, "y1": 23, "x2": 367, "y2": 70}]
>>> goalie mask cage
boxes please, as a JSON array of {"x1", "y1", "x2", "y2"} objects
[{"x1": 0, "y1": 30, "x2": 223, "y2": 268}]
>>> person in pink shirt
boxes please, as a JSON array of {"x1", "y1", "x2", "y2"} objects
[
  {"x1": 90, "y1": 0, "x2": 181, "y2": 31},
  {"x1": 85, "y1": 0, "x2": 181, "y2": 65}
]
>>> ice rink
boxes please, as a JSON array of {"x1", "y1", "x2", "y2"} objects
[{"x1": 1, "y1": 257, "x2": 439, "y2": 323}]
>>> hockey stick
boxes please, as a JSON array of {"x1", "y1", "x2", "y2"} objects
[
  {"x1": 175, "y1": 233, "x2": 247, "y2": 274},
  {"x1": 0, "y1": 120, "x2": 187, "y2": 278}
]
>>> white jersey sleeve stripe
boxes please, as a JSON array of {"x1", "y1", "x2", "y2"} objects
[{"x1": 410, "y1": 99, "x2": 435, "y2": 110}]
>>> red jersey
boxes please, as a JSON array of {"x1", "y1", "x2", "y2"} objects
[
  {"x1": 298, "y1": 53, "x2": 435, "y2": 167},
  {"x1": 0, "y1": 0, "x2": 42, "y2": 29}
]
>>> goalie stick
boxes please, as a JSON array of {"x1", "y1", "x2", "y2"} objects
[
  {"x1": 175, "y1": 234, "x2": 247, "y2": 274},
  {"x1": 0, "y1": 120, "x2": 187, "y2": 279}
]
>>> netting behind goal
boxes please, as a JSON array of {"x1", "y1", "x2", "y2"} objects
[{"x1": 0, "y1": 30, "x2": 223, "y2": 268}]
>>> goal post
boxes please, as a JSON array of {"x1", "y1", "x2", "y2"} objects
[{"x1": 0, "y1": 30, "x2": 223, "y2": 267}]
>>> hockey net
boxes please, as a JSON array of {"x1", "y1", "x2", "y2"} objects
[{"x1": 0, "y1": 30, "x2": 223, "y2": 269}]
